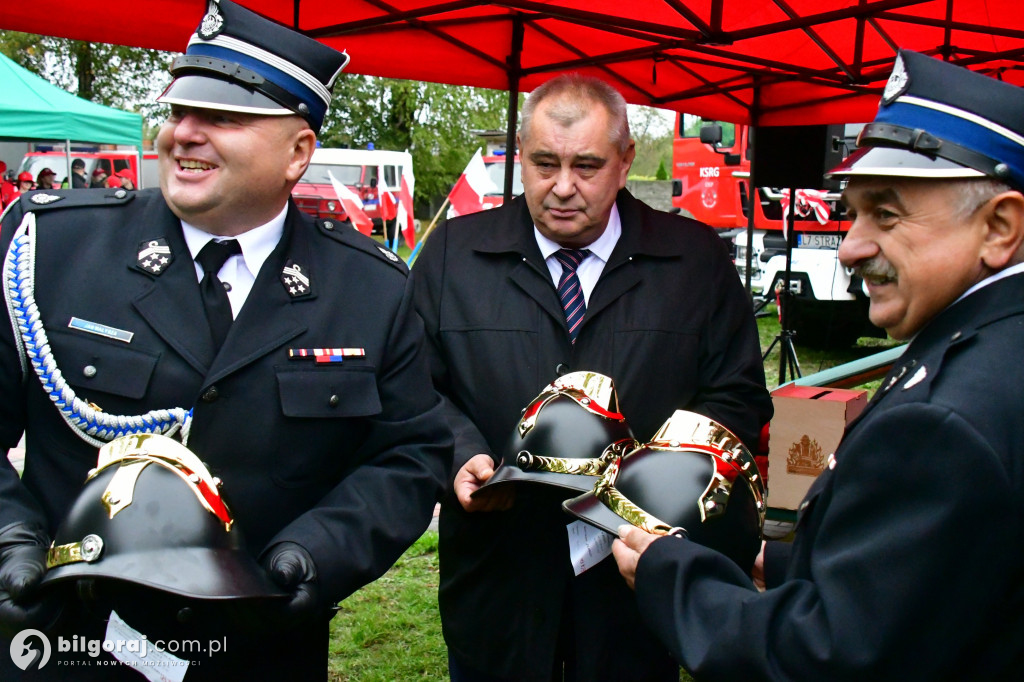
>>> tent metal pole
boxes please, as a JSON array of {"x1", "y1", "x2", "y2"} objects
[{"x1": 503, "y1": 14, "x2": 524, "y2": 203}]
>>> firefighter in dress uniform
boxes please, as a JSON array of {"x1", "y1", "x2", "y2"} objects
[{"x1": 0, "y1": 1, "x2": 451, "y2": 679}]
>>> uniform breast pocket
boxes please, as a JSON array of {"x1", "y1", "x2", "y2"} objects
[
  {"x1": 49, "y1": 328, "x2": 158, "y2": 400},
  {"x1": 276, "y1": 365, "x2": 382, "y2": 418}
]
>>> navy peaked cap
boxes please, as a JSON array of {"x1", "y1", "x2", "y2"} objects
[
  {"x1": 157, "y1": 0, "x2": 349, "y2": 133},
  {"x1": 828, "y1": 50, "x2": 1024, "y2": 191}
]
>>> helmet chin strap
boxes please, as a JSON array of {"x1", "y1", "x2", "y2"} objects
[{"x1": 3, "y1": 213, "x2": 194, "y2": 448}]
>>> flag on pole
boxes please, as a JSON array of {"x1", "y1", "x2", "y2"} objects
[
  {"x1": 329, "y1": 171, "x2": 373, "y2": 235},
  {"x1": 377, "y1": 165, "x2": 398, "y2": 221},
  {"x1": 397, "y1": 168, "x2": 416, "y2": 248},
  {"x1": 447, "y1": 148, "x2": 499, "y2": 217}
]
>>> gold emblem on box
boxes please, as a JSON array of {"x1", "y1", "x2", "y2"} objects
[{"x1": 786, "y1": 435, "x2": 825, "y2": 475}]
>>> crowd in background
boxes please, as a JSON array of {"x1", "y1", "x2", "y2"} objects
[{"x1": 0, "y1": 158, "x2": 136, "y2": 210}]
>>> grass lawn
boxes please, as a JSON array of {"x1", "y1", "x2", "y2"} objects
[
  {"x1": 757, "y1": 303, "x2": 900, "y2": 392},
  {"x1": 329, "y1": 533, "x2": 446, "y2": 681},
  {"x1": 336, "y1": 249, "x2": 898, "y2": 680}
]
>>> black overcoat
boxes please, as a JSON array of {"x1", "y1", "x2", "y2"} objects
[
  {"x1": 635, "y1": 272, "x2": 1024, "y2": 681},
  {"x1": 411, "y1": 190, "x2": 773, "y2": 680},
  {"x1": 0, "y1": 189, "x2": 451, "y2": 679}
]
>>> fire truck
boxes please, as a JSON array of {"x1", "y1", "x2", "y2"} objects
[
  {"x1": 480, "y1": 151, "x2": 521, "y2": 209},
  {"x1": 291, "y1": 148, "x2": 413, "y2": 235},
  {"x1": 671, "y1": 115, "x2": 884, "y2": 348}
]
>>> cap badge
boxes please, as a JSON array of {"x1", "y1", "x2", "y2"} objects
[
  {"x1": 281, "y1": 260, "x2": 311, "y2": 297},
  {"x1": 29, "y1": 193, "x2": 62, "y2": 205},
  {"x1": 377, "y1": 246, "x2": 400, "y2": 263},
  {"x1": 882, "y1": 53, "x2": 909, "y2": 105},
  {"x1": 198, "y1": 0, "x2": 225, "y2": 40},
  {"x1": 137, "y1": 238, "x2": 173, "y2": 275}
]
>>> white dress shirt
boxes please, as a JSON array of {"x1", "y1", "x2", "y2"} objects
[
  {"x1": 181, "y1": 204, "x2": 287, "y2": 318},
  {"x1": 534, "y1": 203, "x2": 622, "y2": 304}
]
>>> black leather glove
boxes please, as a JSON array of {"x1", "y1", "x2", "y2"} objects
[
  {"x1": 261, "y1": 541, "x2": 320, "y2": 628},
  {"x1": 0, "y1": 522, "x2": 61, "y2": 638}
]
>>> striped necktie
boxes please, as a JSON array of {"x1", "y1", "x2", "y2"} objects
[{"x1": 555, "y1": 248, "x2": 590, "y2": 344}]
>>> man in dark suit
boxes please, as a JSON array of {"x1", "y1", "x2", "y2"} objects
[
  {"x1": 615, "y1": 50, "x2": 1024, "y2": 681},
  {"x1": 412, "y1": 73, "x2": 772, "y2": 681},
  {"x1": 0, "y1": 1, "x2": 450, "y2": 679},
  {"x1": 69, "y1": 158, "x2": 88, "y2": 189}
]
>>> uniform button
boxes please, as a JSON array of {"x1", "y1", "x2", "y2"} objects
[
  {"x1": 222, "y1": 281, "x2": 232, "y2": 292},
  {"x1": 114, "y1": 189, "x2": 127, "y2": 199},
  {"x1": 329, "y1": 394, "x2": 340, "y2": 407},
  {"x1": 555, "y1": 363, "x2": 570, "y2": 376},
  {"x1": 201, "y1": 386, "x2": 220, "y2": 402},
  {"x1": 323, "y1": 220, "x2": 335, "y2": 231},
  {"x1": 951, "y1": 331, "x2": 962, "y2": 341},
  {"x1": 83, "y1": 365, "x2": 97, "y2": 378}
]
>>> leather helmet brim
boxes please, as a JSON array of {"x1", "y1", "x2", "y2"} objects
[{"x1": 43, "y1": 546, "x2": 287, "y2": 601}]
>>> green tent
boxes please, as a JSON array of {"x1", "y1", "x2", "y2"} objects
[{"x1": 0, "y1": 50, "x2": 142, "y2": 150}]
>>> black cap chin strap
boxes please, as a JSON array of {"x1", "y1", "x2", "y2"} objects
[
  {"x1": 169, "y1": 54, "x2": 315, "y2": 126},
  {"x1": 858, "y1": 122, "x2": 1016, "y2": 186}
]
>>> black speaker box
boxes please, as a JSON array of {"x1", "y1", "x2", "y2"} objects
[{"x1": 751, "y1": 124, "x2": 846, "y2": 190}]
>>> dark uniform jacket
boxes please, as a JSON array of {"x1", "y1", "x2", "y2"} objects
[
  {"x1": 635, "y1": 272, "x2": 1024, "y2": 681},
  {"x1": 0, "y1": 189, "x2": 452, "y2": 680},
  {"x1": 411, "y1": 190, "x2": 772, "y2": 680}
]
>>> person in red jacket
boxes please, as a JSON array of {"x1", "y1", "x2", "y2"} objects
[{"x1": 0, "y1": 162, "x2": 16, "y2": 209}]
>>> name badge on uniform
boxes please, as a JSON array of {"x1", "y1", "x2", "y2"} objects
[{"x1": 69, "y1": 317, "x2": 134, "y2": 343}]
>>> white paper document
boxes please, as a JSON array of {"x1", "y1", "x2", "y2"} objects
[
  {"x1": 106, "y1": 610, "x2": 189, "y2": 682},
  {"x1": 567, "y1": 519, "x2": 615, "y2": 576}
]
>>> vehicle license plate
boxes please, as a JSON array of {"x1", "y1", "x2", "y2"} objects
[{"x1": 797, "y1": 233, "x2": 842, "y2": 249}]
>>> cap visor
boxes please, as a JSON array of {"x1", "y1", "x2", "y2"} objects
[
  {"x1": 157, "y1": 75, "x2": 293, "y2": 117},
  {"x1": 562, "y1": 491, "x2": 627, "y2": 536},
  {"x1": 827, "y1": 146, "x2": 986, "y2": 180}
]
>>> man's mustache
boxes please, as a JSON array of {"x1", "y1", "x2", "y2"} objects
[{"x1": 855, "y1": 257, "x2": 897, "y2": 283}]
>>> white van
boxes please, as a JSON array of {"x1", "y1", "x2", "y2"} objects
[{"x1": 291, "y1": 148, "x2": 414, "y2": 234}]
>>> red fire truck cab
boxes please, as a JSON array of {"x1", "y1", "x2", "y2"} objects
[
  {"x1": 672, "y1": 115, "x2": 883, "y2": 348},
  {"x1": 291, "y1": 148, "x2": 414, "y2": 235}
]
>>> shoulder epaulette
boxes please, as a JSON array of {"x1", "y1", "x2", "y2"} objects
[
  {"x1": 317, "y1": 218, "x2": 409, "y2": 274},
  {"x1": 18, "y1": 188, "x2": 137, "y2": 213}
]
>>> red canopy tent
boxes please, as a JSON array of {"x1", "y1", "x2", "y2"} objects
[{"x1": 3, "y1": 0, "x2": 1024, "y2": 127}]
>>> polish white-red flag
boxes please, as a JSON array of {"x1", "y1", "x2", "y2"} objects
[
  {"x1": 329, "y1": 170, "x2": 373, "y2": 235},
  {"x1": 377, "y1": 165, "x2": 398, "y2": 221},
  {"x1": 397, "y1": 169, "x2": 416, "y2": 247},
  {"x1": 447, "y1": 148, "x2": 498, "y2": 217}
]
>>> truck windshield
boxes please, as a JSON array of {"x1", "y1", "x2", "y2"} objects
[
  {"x1": 298, "y1": 163, "x2": 363, "y2": 185},
  {"x1": 678, "y1": 114, "x2": 736, "y2": 147},
  {"x1": 484, "y1": 160, "x2": 523, "y2": 196}
]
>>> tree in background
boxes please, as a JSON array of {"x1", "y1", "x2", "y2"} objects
[
  {"x1": 0, "y1": 31, "x2": 174, "y2": 125},
  {"x1": 655, "y1": 158, "x2": 669, "y2": 180},
  {"x1": 2, "y1": 29, "x2": 676, "y2": 210},
  {"x1": 320, "y1": 75, "x2": 514, "y2": 207},
  {"x1": 627, "y1": 104, "x2": 673, "y2": 178}
]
